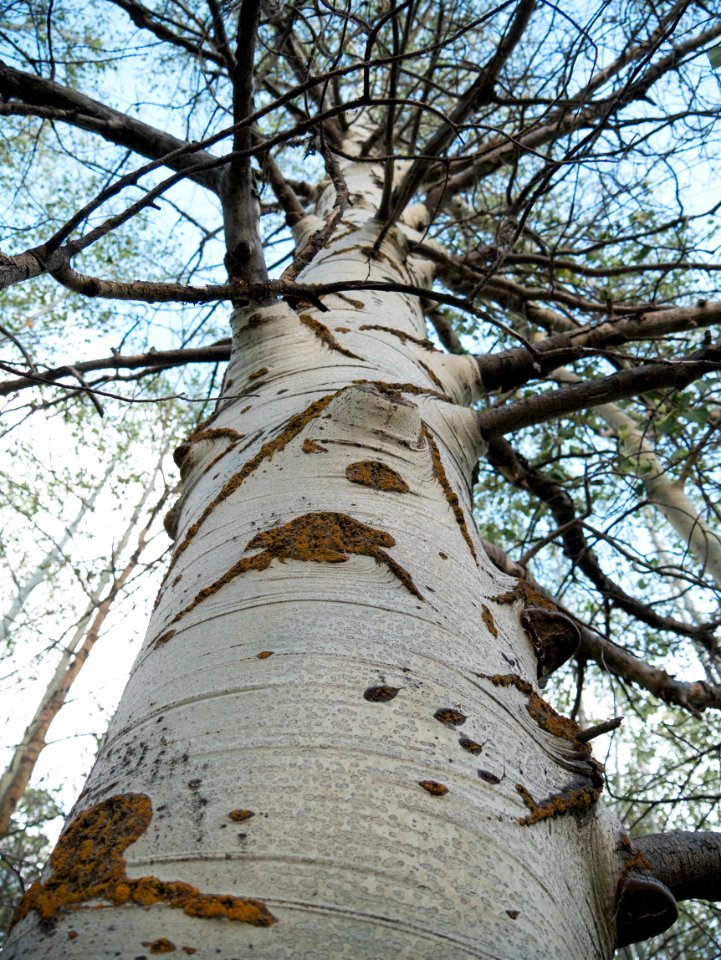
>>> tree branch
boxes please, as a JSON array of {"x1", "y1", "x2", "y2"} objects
[
  {"x1": 634, "y1": 832, "x2": 721, "y2": 902},
  {"x1": 0, "y1": 343, "x2": 230, "y2": 398},
  {"x1": 485, "y1": 436, "x2": 717, "y2": 644},
  {"x1": 0, "y1": 62, "x2": 222, "y2": 193},
  {"x1": 479, "y1": 539, "x2": 721, "y2": 714},
  {"x1": 477, "y1": 346, "x2": 721, "y2": 438}
]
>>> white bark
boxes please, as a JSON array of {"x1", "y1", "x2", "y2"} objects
[
  {"x1": 5, "y1": 144, "x2": 626, "y2": 960},
  {"x1": 0, "y1": 471, "x2": 109, "y2": 645}
]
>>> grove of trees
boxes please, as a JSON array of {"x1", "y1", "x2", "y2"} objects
[{"x1": 1, "y1": 1, "x2": 720, "y2": 957}]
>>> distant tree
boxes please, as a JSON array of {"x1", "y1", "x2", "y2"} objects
[
  {"x1": 1, "y1": 2, "x2": 720, "y2": 957},
  {"x1": 0, "y1": 789, "x2": 63, "y2": 950}
]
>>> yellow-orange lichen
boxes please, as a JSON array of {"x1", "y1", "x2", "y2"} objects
[
  {"x1": 10, "y1": 794, "x2": 274, "y2": 930},
  {"x1": 419, "y1": 780, "x2": 448, "y2": 796},
  {"x1": 480, "y1": 603, "x2": 498, "y2": 638},
  {"x1": 492, "y1": 580, "x2": 556, "y2": 612},
  {"x1": 480, "y1": 673, "x2": 588, "y2": 747},
  {"x1": 422, "y1": 424, "x2": 478, "y2": 563},
  {"x1": 248, "y1": 367, "x2": 268, "y2": 381},
  {"x1": 142, "y1": 937, "x2": 177, "y2": 953},
  {"x1": 417, "y1": 359, "x2": 445, "y2": 391},
  {"x1": 299, "y1": 313, "x2": 362, "y2": 360},
  {"x1": 189, "y1": 427, "x2": 243, "y2": 445},
  {"x1": 479, "y1": 674, "x2": 603, "y2": 825},
  {"x1": 345, "y1": 460, "x2": 410, "y2": 493},
  {"x1": 256, "y1": 651, "x2": 273, "y2": 659},
  {"x1": 155, "y1": 513, "x2": 423, "y2": 645},
  {"x1": 168, "y1": 379, "x2": 452, "y2": 577},
  {"x1": 358, "y1": 324, "x2": 435, "y2": 350},
  {"x1": 153, "y1": 628, "x2": 176, "y2": 649},
  {"x1": 434, "y1": 708, "x2": 467, "y2": 726},
  {"x1": 363, "y1": 685, "x2": 400, "y2": 702},
  {"x1": 168, "y1": 391, "x2": 340, "y2": 572},
  {"x1": 353, "y1": 379, "x2": 449, "y2": 402},
  {"x1": 228, "y1": 810, "x2": 255, "y2": 822},
  {"x1": 302, "y1": 437, "x2": 327, "y2": 454},
  {"x1": 458, "y1": 735, "x2": 483, "y2": 755},
  {"x1": 515, "y1": 782, "x2": 601, "y2": 825},
  {"x1": 618, "y1": 833, "x2": 653, "y2": 872}
]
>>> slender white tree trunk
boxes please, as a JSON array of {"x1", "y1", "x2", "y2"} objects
[
  {"x1": 0, "y1": 470, "x2": 110, "y2": 646},
  {"x1": 5, "y1": 149, "x2": 626, "y2": 960},
  {"x1": 554, "y1": 361, "x2": 721, "y2": 587},
  {"x1": 0, "y1": 463, "x2": 167, "y2": 837}
]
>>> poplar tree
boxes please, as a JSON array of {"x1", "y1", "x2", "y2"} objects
[{"x1": 1, "y1": 2, "x2": 720, "y2": 957}]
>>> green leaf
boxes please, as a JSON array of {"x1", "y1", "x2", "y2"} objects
[{"x1": 708, "y1": 45, "x2": 721, "y2": 69}]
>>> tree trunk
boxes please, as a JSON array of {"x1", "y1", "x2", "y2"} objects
[
  {"x1": 0, "y1": 472, "x2": 168, "y2": 839},
  {"x1": 5, "y1": 149, "x2": 636, "y2": 960}
]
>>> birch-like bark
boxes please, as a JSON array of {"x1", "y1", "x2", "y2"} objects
[{"x1": 5, "y1": 136, "x2": 633, "y2": 960}]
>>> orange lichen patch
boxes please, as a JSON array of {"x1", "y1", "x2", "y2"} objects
[
  {"x1": 334, "y1": 293, "x2": 365, "y2": 309},
  {"x1": 153, "y1": 628, "x2": 176, "y2": 649},
  {"x1": 478, "y1": 769, "x2": 501, "y2": 785},
  {"x1": 422, "y1": 423, "x2": 478, "y2": 563},
  {"x1": 142, "y1": 937, "x2": 176, "y2": 953},
  {"x1": 353, "y1": 379, "x2": 449, "y2": 402},
  {"x1": 491, "y1": 579, "x2": 556, "y2": 612},
  {"x1": 201, "y1": 437, "x2": 249, "y2": 479},
  {"x1": 358, "y1": 324, "x2": 435, "y2": 350},
  {"x1": 168, "y1": 391, "x2": 340, "y2": 573},
  {"x1": 302, "y1": 437, "x2": 327, "y2": 454},
  {"x1": 480, "y1": 603, "x2": 498, "y2": 638},
  {"x1": 618, "y1": 833, "x2": 653, "y2": 872},
  {"x1": 419, "y1": 780, "x2": 448, "y2": 796},
  {"x1": 345, "y1": 460, "x2": 410, "y2": 493},
  {"x1": 363, "y1": 685, "x2": 400, "y2": 702},
  {"x1": 243, "y1": 513, "x2": 422, "y2": 598},
  {"x1": 434, "y1": 708, "x2": 467, "y2": 727},
  {"x1": 417, "y1": 359, "x2": 445, "y2": 392},
  {"x1": 228, "y1": 810, "x2": 255, "y2": 822},
  {"x1": 526, "y1": 689, "x2": 587, "y2": 746},
  {"x1": 299, "y1": 313, "x2": 362, "y2": 360},
  {"x1": 248, "y1": 367, "x2": 268, "y2": 381},
  {"x1": 458, "y1": 735, "x2": 483, "y2": 755},
  {"x1": 156, "y1": 513, "x2": 424, "y2": 644},
  {"x1": 189, "y1": 427, "x2": 243, "y2": 445},
  {"x1": 173, "y1": 428, "x2": 244, "y2": 474},
  {"x1": 515, "y1": 781, "x2": 601, "y2": 826},
  {"x1": 480, "y1": 673, "x2": 588, "y2": 749},
  {"x1": 10, "y1": 794, "x2": 275, "y2": 930},
  {"x1": 256, "y1": 651, "x2": 273, "y2": 659},
  {"x1": 480, "y1": 672, "x2": 533, "y2": 695}
]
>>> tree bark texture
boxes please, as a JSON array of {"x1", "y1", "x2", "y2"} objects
[{"x1": 5, "y1": 144, "x2": 630, "y2": 960}]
